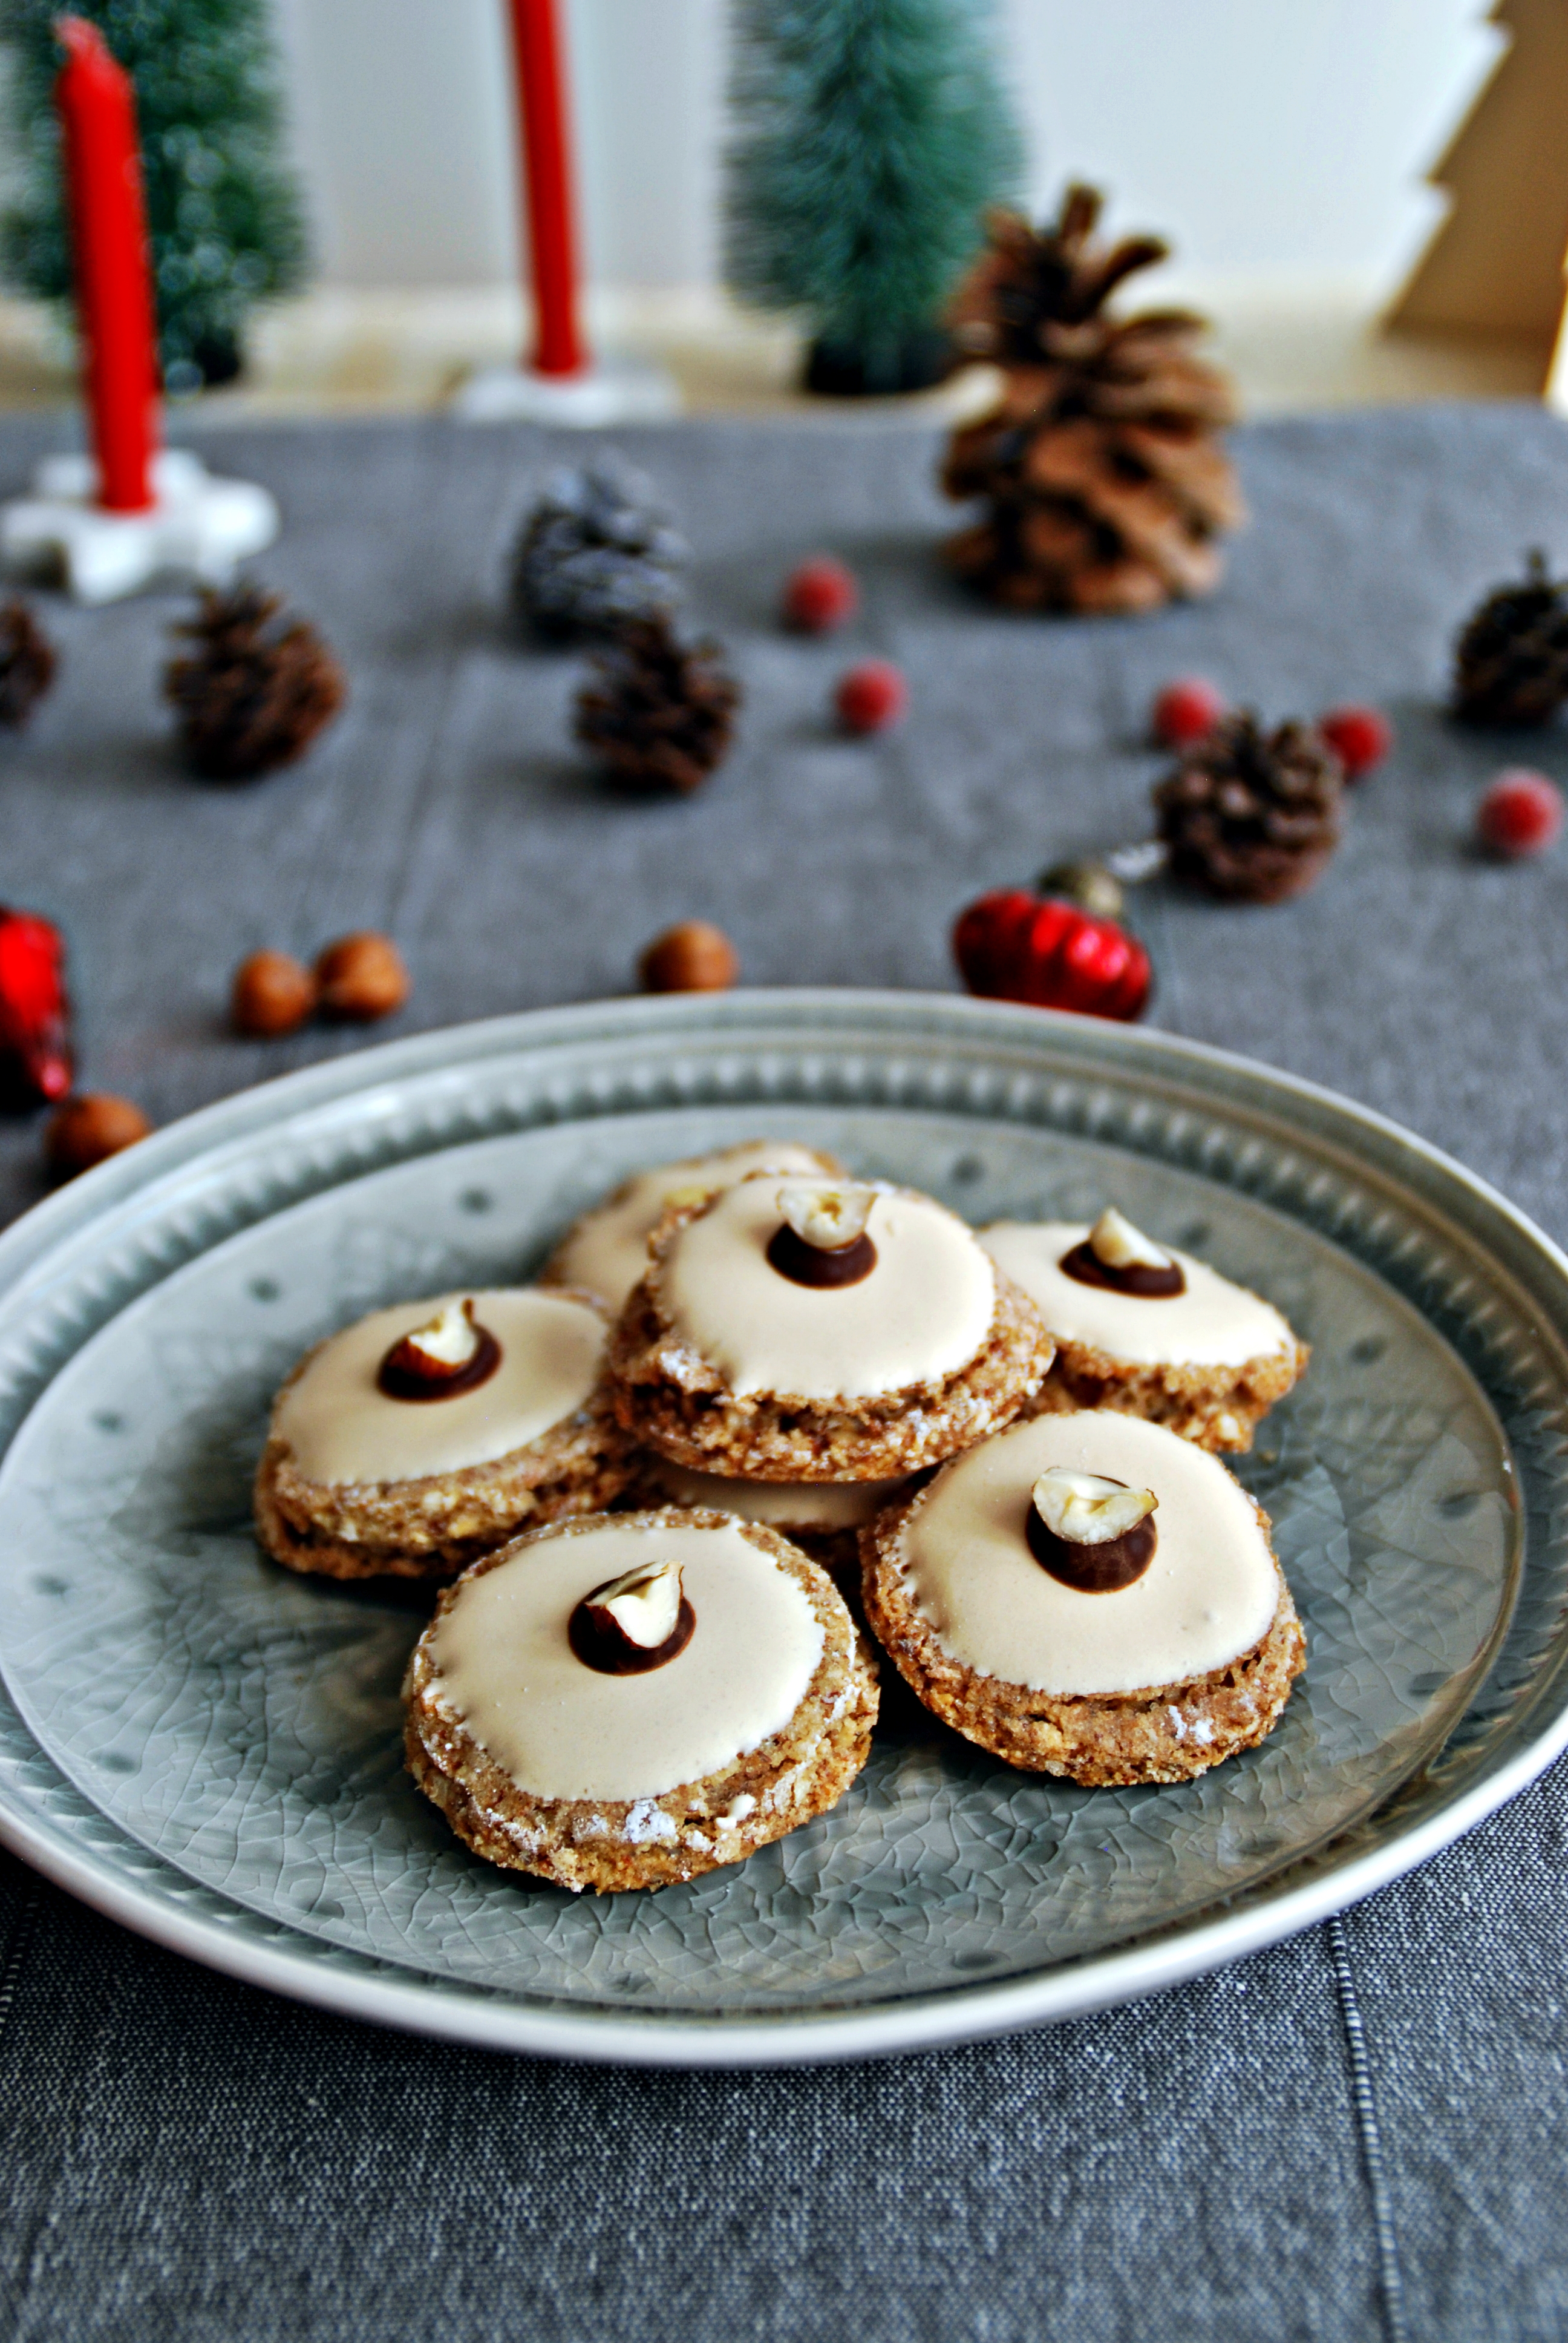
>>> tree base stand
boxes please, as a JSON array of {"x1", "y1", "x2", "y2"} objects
[
  {"x1": 805, "y1": 329, "x2": 956, "y2": 396},
  {"x1": 0, "y1": 450, "x2": 279, "y2": 605},
  {"x1": 451, "y1": 355, "x2": 681, "y2": 426}
]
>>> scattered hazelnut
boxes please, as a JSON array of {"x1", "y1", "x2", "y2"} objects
[
  {"x1": 231, "y1": 949, "x2": 316, "y2": 1037},
  {"x1": 46, "y1": 1092, "x2": 152, "y2": 1181},
  {"x1": 314, "y1": 932, "x2": 410, "y2": 1021},
  {"x1": 638, "y1": 920, "x2": 739, "y2": 994}
]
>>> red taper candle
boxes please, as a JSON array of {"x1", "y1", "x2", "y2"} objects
[
  {"x1": 506, "y1": 0, "x2": 587, "y2": 378},
  {"x1": 54, "y1": 15, "x2": 158, "y2": 512}
]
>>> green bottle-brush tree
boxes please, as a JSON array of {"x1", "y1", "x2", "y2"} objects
[
  {"x1": 0, "y1": 0, "x2": 309, "y2": 390},
  {"x1": 725, "y1": 0, "x2": 1024, "y2": 395}
]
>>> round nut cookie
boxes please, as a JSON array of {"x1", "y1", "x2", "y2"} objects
[
  {"x1": 540, "y1": 1138, "x2": 843, "y2": 1316},
  {"x1": 982, "y1": 1208, "x2": 1308, "y2": 1453},
  {"x1": 609, "y1": 1172, "x2": 1055, "y2": 1481},
  {"x1": 255, "y1": 1287, "x2": 633, "y2": 1583},
  {"x1": 404, "y1": 1507, "x2": 878, "y2": 1893},
  {"x1": 861, "y1": 1408, "x2": 1305, "y2": 1786}
]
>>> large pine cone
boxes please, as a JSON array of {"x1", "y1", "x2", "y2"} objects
[
  {"x1": 576, "y1": 618, "x2": 739, "y2": 795},
  {"x1": 512, "y1": 460, "x2": 687, "y2": 641},
  {"x1": 165, "y1": 585, "x2": 345, "y2": 782},
  {"x1": 1153, "y1": 713, "x2": 1344, "y2": 903},
  {"x1": 1452, "y1": 552, "x2": 1568, "y2": 726},
  {"x1": 943, "y1": 186, "x2": 1243, "y2": 615}
]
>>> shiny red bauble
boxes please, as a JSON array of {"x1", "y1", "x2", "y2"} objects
[
  {"x1": 1151, "y1": 676, "x2": 1226, "y2": 749},
  {"x1": 836, "y1": 659, "x2": 907, "y2": 733},
  {"x1": 0, "y1": 906, "x2": 71, "y2": 1107},
  {"x1": 1477, "y1": 768, "x2": 1563, "y2": 859},
  {"x1": 953, "y1": 888, "x2": 1151, "y2": 1020},
  {"x1": 783, "y1": 555, "x2": 859, "y2": 634},
  {"x1": 1319, "y1": 704, "x2": 1393, "y2": 780}
]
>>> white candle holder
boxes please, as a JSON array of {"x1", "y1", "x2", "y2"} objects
[
  {"x1": 451, "y1": 353, "x2": 681, "y2": 427},
  {"x1": 0, "y1": 448, "x2": 279, "y2": 605}
]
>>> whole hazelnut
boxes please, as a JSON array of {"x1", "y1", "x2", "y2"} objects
[
  {"x1": 232, "y1": 949, "x2": 316, "y2": 1037},
  {"x1": 314, "y1": 932, "x2": 410, "y2": 1021},
  {"x1": 47, "y1": 1092, "x2": 152, "y2": 1181},
  {"x1": 637, "y1": 920, "x2": 739, "y2": 994}
]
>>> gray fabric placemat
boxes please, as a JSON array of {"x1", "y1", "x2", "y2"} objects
[{"x1": 3, "y1": 401, "x2": 1568, "y2": 2341}]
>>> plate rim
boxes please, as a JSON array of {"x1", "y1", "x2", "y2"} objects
[{"x1": 1, "y1": 987, "x2": 1565, "y2": 2068}]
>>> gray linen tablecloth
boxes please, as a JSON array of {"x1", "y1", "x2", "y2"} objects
[{"x1": 2, "y1": 402, "x2": 1567, "y2": 2341}]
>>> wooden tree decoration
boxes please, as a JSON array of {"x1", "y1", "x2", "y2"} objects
[{"x1": 1387, "y1": 0, "x2": 1568, "y2": 382}]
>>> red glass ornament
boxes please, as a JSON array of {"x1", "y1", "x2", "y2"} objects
[
  {"x1": 0, "y1": 908, "x2": 72, "y2": 1107},
  {"x1": 952, "y1": 888, "x2": 1151, "y2": 1021}
]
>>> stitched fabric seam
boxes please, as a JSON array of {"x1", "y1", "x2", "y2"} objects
[{"x1": 1328, "y1": 1913, "x2": 1411, "y2": 2343}]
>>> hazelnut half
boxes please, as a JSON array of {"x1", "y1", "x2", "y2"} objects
[
  {"x1": 1059, "y1": 1205, "x2": 1186, "y2": 1299},
  {"x1": 46, "y1": 1092, "x2": 152, "y2": 1181},
  {"x1": 638, "y1": 920, "x2": 738, "y2": 994},
  {"x1": 569, "y1": 1559, "x2": 695, "y2": 1674},
  {"x1": 377, "y1": 1298, "x2": 500, "y2": 1401},
  {"x1": 232, "y1": 949, "x2": 316, "y2": 1037},
  {"x1": 1026, "y1": 1467, "x2": 1157, "y2": 1593},
  {"x1": 315, "y1": 932, "x2": 409, "y2": 1021}
]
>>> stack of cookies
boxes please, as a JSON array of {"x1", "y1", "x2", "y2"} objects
[{"x1": 254, "y1": 1141, "x2": 1309, "y2": 1895}]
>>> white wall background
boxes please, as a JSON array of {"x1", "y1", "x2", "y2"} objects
[{"x1": 269, "y1": 0, "x2": 1500, "y2": 303}]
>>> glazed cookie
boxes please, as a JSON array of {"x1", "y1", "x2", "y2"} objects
[
  {"x1": 609, "y1": 1172, "x2": 1055, "y2": 1481},
  {"x1": 632, "y1": 1457, "x2": 916, "y2": 1596},
  {"x1": 404, "y1": 1507, "x2": 878, "y2": 1892},
  {"x1": 541, "y1": 1138, "x2": 843, "y2": 1315},
  {"x1": 255, "y1": 1288, "x2": 633, "y2": 1583},
  {"x1": 983, "y1": 1208, "x2": 1307, "y2": 1452},
  {"x1": 861, "y1": 1408, "x2": 1305, "y2": 1786}
]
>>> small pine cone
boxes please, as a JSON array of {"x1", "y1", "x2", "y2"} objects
[
  {"x1": 165, "y1": 585, "x2": 345, "y2": 782},
  {"x1": 1452, "y1": 551, "x2": 1568, "y2": 726},
  {"x1": 0, "y1": 600, "x2": 56, "y2": 727},
  {"x1": 511, "y1": 460, "x2": 687, "y2": 641},
  {"x1": 575, "y1": 618, "x2": 739, "y2": 795},
  {"x1": 1153, "y1": 712, "x2": 1344, "y2": 904}
]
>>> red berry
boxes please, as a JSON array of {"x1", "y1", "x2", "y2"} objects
[
  {"x1": 1319, "y1": 704, "x2": 1393, "y2": 780},
  {"x1": 836, "y1": 660, "x2": 907, "y2": 735},
  {"x1": 952, "y1": 888, "x2": 1150, "y2": 1022},
  {"x1": 1152, "y1": 677, "x2": 1227, "y2": 749},
  {"x1": 783, "y1": 555, "x2": 858, "y2": 634},
  {"x1": 0, "y1": 907, "x2": 71, "y2": 1108},
  {"x1": 1477, "y1": 768, "x2": 1564, "y2": 859}
]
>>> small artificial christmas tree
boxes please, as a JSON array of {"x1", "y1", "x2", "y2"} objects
[
  {"x1": 0, "y1": 0, "x2": 309, "y2": 389},
  {"x1": 724, "y1": 0, "x2": 1024, "y2": 395}
]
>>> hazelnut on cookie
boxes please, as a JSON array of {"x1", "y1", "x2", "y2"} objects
[
  {"x1": 982, "y1": 1207, "x2": 1307, "y2": 1452},
  {"x1": 255, "y1": 1288, "x2": 633, "y2": 1582},
  {"x1": 404, "y1": 1507, "x2": 878, "y2": 1892},
  {"x1": 861, "y1": 1409, "x2": 1305, "y2": 1786},
  {"x1": 609, "y1": 1172, "x2": 1055, "y2": 1481},
  {"x1": 540, "y1": 1138, "x2": 843, "y2": 1316}
]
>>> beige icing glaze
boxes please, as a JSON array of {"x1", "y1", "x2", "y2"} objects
[
  {"x1": 275, "y1": 1289, "x2": 604, "y2": 1487},
  {"x1": 427, "y1": 1516, "x2": 825, "y2": 1800},
  {"x1": 551, "y1": 1141, "x2": 832, "y2": 1313},
  {"x1": 665, "y1": 1179, "x2": 995, "y2": 1400},
  {"x1": 654, "y1": 1460, "x2": 910, "y2": 1532},
  {"x1": 982, "y1": 1221, "x2": 1294, "y2": 1368},
  {"x1": 902, "y1": 1411, "x2": 1278, "y2": 1698}
]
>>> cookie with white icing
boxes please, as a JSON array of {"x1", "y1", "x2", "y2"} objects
[
  {"x1": 861, "y1": 1409, "x2": 1305, "y2": 1785},
  {"x1": 541, "y1": 1138, "x2": 843, "y2": 1316},
  {"x1": 609, "y1": 1172, "x2": 1056, "y2": 1481},
  {"x1": 255, "y1": 1288, "x2": 633, "y2": 1582},
  {"x1": 404, "y1": 1508, "x2": 878, "y2": 1892},
  {"x1": 982, "y1": 1208, "x2": 1307, "y2": 1453}
]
